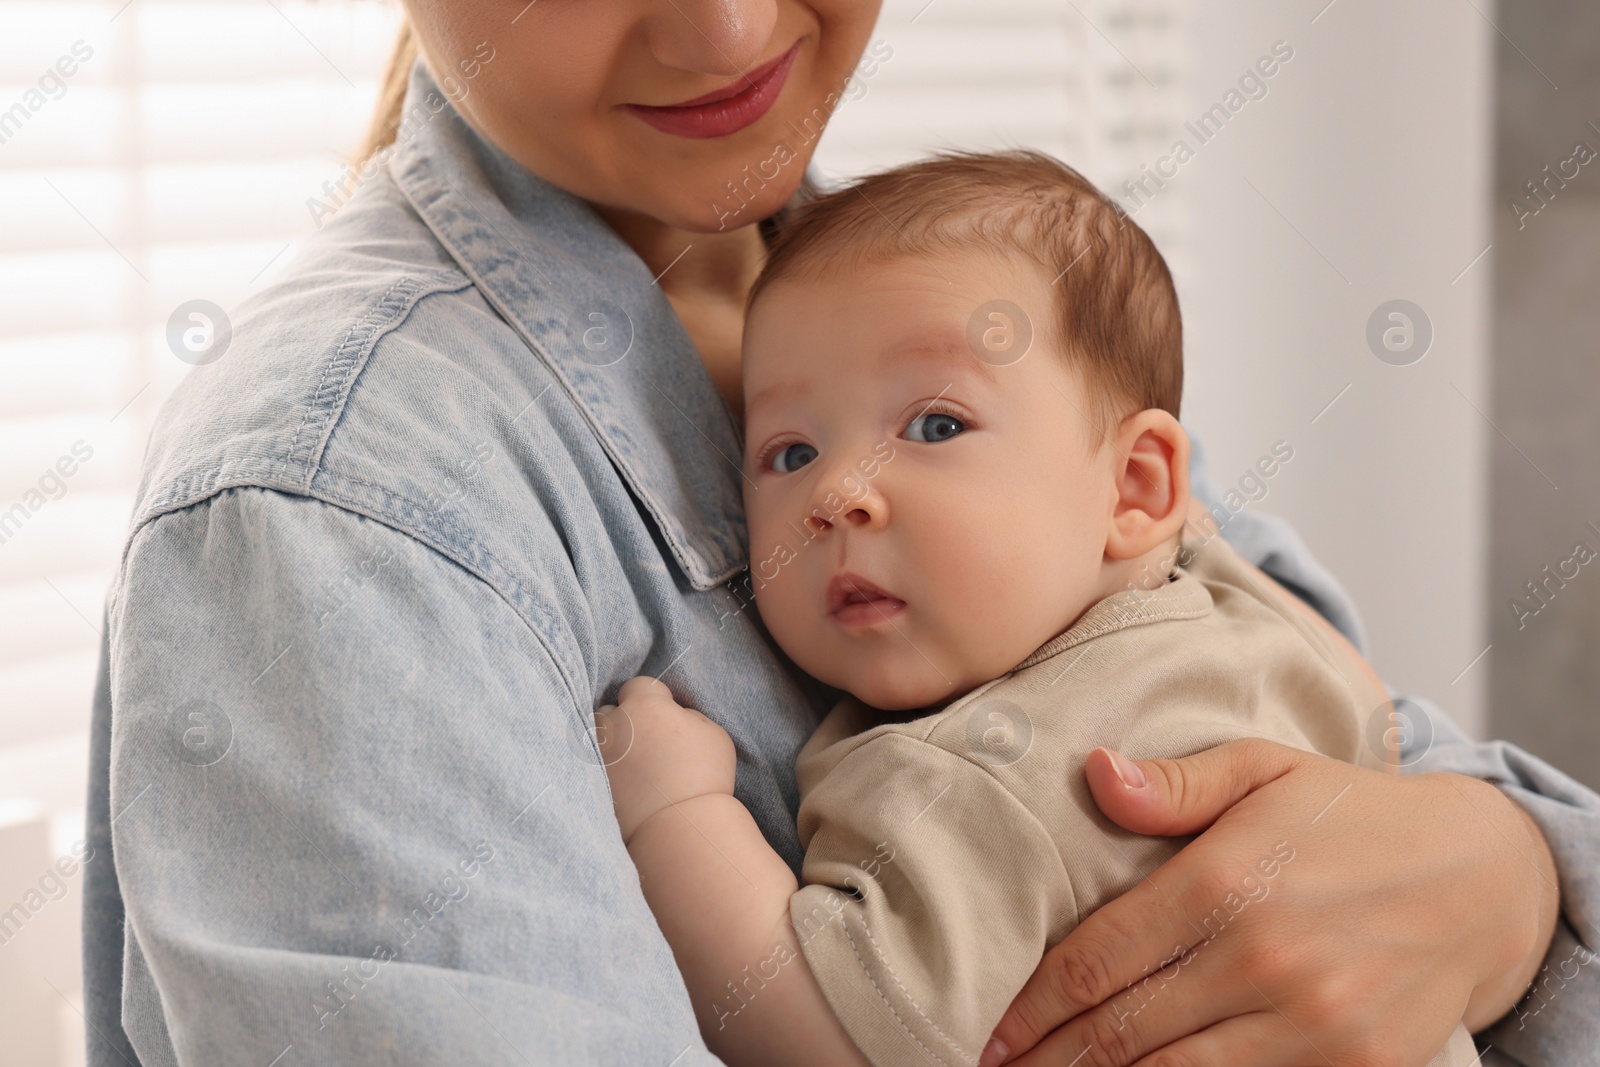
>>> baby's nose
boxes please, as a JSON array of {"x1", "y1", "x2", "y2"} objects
[{"x1": 803, "y1": 494, "x2": 887, "y2": 535}]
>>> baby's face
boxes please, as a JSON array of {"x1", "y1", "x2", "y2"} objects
[{"x1": 741, "y1": 249, "x2": 1123, "y2": 711}]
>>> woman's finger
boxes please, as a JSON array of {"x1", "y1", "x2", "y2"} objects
[
  {"x1": 983, "y1": 864, "x2": 1216, "y2": 1063},
  {"x1": 985, "y1": 741, "x2": 1314, "y2": 1063},
  {"x1": 987, "y1": 925, "x2": 1275, "y2": 1067},
  {"x1": 1084, "y1": 739, "x2": 1309, "y2": 838},
  {"x1": 1005, "y1": 1011, "x2": 1314, "y2": 1067},
  {"x1": 1125, "y1": 1012, "x2": 1322, "y2": 1067}
]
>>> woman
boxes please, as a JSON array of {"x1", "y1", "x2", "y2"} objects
[{"x1": 83, "y1": 3, "x2": 1596, "y2": 1065}]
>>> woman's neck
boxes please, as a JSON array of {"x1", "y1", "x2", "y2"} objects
[{"x1": 594, "y1": 207, "x2": 766, "y2": 424}]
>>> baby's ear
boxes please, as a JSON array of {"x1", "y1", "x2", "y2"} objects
[{"x1": 1104, "y1": 409, "x2": 1190, "y2": 561}]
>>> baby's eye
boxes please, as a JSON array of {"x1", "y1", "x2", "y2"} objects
[
  {"x1": 905, "y1": 412, "x2": 966, "y2": 444},
  {"x1": 770, "y1": 442, "x2": 819, "y2": 473}
]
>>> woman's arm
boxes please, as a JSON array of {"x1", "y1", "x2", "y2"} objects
[
  {"x1": 95, "y1": 489, "x2": 716, "y2": 1065},
  {"x1": 597, "y1": 677, "x2": 868, "y2": 1067}
]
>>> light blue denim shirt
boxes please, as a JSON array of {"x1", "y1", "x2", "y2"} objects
[{"x1": 85, "y1": 62, "x2": 1597, "y2": 1066}]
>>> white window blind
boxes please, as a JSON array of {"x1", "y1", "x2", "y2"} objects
[
  {"x1": 815, "y1": 0, "x2": 1194, "y2": 284},
  {"x1": 0, "y1": 2, "x2": 1191, "y2": 1062},
  {"x1": 0, "y1": 2, "x2": 397, "y2": 1061}
]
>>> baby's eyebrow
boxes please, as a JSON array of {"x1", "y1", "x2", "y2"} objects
[
  {"x1": 881, "y1": 333, "x2": 999, "y2": 385},
  {"x1": 745, "y1": 330, "x2": 999, "y2": 419},
  {"x1": 745, "y1": 378, "x2": 808, "y2": 417}
]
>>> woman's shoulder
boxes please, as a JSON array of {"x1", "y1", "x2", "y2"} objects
[{"x1": 133, "y1": 171, "x2": 557, "y2": 558}]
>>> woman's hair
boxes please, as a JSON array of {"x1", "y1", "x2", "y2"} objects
[
  {"x1": 356, "y1": 16, "x2": 419, "y2": 167},
  {"x1": 749, "y1": 150, "x2": 1183, "y2": 423}
]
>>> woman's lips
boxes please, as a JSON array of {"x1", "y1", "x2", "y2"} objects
[
  {"x1": 827, "y1": 574, "x2": 907, "y2": 628},
  {"x1": 624, "y1": 42, "x2": 800, "y2": 139}
]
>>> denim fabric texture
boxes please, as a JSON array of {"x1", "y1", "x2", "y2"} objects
[{"x1": 83, "y1": 61, "x2": 1597, "y2": 1066}]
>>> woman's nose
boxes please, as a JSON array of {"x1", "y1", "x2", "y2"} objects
[{"x1": 642, "y1": 0, "x2": 779, "y2": 77}]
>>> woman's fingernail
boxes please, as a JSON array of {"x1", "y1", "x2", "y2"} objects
[
  {"x1": 978, "y1": 1037, "x2": 1009, "y2": 1067},
  {"x1": 1106, "y1": 748, "x2": 1147, "y2": 789}
]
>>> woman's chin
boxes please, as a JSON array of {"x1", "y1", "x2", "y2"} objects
[{"x1": 688, "y1": 170, "x2": 810, "y2": 234}]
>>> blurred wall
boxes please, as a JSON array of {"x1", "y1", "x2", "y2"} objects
[
  {"x1": 1488, "y1": 0, "x2": 1600, "y2": 790},
  {"x1": 1180, "y1": 0, "x2": 1494, "y2": 736}
]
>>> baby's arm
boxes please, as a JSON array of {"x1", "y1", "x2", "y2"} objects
[{"x1": 595, "y1": 677, "x2": 868, "y2": 1067}]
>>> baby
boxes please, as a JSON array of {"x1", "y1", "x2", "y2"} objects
[{"x1": 595, "y1": 151, "x2": 1476, "y2": 1067}]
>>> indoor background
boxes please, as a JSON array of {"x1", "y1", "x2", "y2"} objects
[{"x1": 0, "y1": 0, "x2": 1593, "y2": 1062}]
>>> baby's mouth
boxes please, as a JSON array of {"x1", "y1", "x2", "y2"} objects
[{"x1": 826, "y1": 573, "x2": 907, "y2": 626}]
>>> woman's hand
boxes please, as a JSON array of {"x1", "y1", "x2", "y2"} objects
[
  {"x1": 980, "y1": 738, "x2": 1560, "y2": 1067},
  {"x1": 595, "y1": 676, "x2": 737, "y2": 843}
]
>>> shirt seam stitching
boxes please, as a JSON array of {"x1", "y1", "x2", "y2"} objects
[
  {"x1": 849, "y1": 909, "x2": 971, "y2": 1064},
  {"x1": 118, "y1": 479, "x2": 589, "y2": 715},
  {"x1": 1015, "y1": 588, "x2": 1211, "y2": 671},
  {"x1": 274, "y1": 270, "x2": 473, "y2": 489},
  {"x1": 838, "y1": 916, "x2": 958, "y2": 1067}
]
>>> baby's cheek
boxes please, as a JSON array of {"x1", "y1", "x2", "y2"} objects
[
  {"x1": 758, "y1": 569, "x2": 863, "y2": 688},
  {"x1": 749, "y1": 554, "x2": 814, "y2": 637},
  {"x1": 921, "y1": 535, "x2": 1053, "y2": 665}
]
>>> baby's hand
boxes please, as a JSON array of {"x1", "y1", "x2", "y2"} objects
[{"x1": 595, "y1": 675, "x2": 737, "y2": 843}]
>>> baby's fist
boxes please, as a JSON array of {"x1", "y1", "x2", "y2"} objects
[{"x1": 595, "y1": 676, "x2": 737, "y2": 842}]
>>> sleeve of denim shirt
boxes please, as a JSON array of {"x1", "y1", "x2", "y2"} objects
[
  {"x1": 1190, "y1": 432, "x2": 1600, "y2": 1062},
  {"x1": 1406, "y1": 697, "x2": 1600, "y2": 1064},
  {"x1": 104, "y1": 486, "x2": 715, "y2": 1067}
]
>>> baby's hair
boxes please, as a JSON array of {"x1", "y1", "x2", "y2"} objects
[{"x1": 749, "y1": 150, "x2": 1182, "y2": 430}]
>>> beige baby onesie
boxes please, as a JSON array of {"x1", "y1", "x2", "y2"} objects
[{"x1": 789, "y1": 534, "x2": 1478, "y2": 1067}]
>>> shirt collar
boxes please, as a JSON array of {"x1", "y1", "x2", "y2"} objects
[
  {"x1": 387, "y1": 60, "x2": 760, "y2": 590},
  {"x1": 1011, "y1": 563, "x2": 1214, "y2": 673}
]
